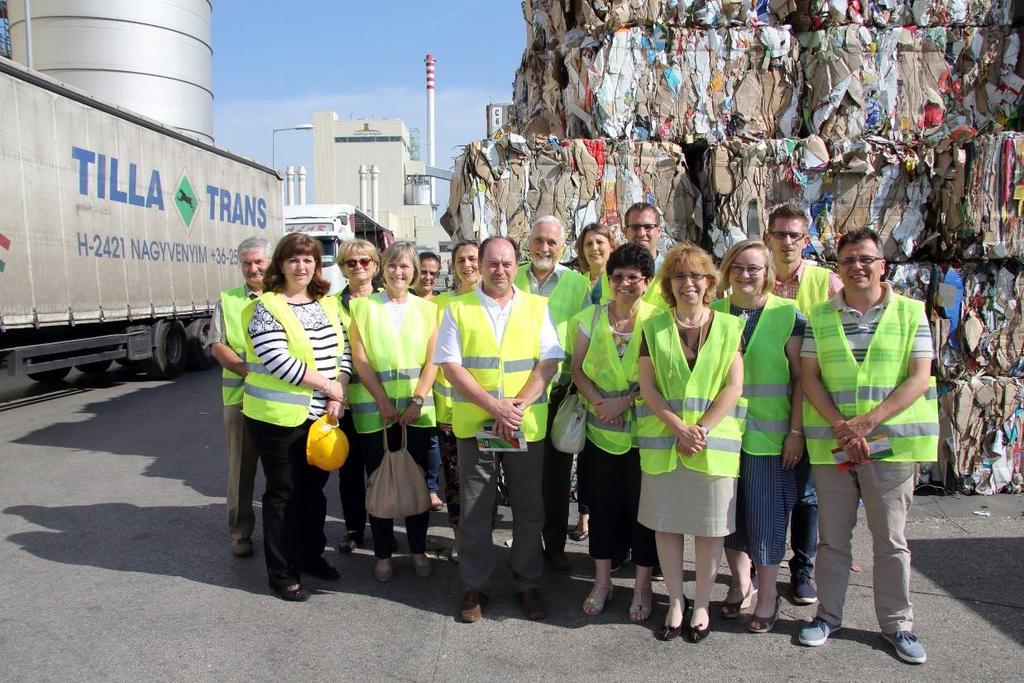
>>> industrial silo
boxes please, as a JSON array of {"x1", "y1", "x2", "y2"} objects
[{"x1": 6, "y1": 0, "x2": 213, "y2": 142}]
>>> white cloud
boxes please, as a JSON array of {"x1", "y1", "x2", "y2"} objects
[{"x1": 212, "y1": 85, "x2": 508, "y2": 220}]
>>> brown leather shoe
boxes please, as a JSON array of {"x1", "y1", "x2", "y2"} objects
[
  {"x1": 518, "y1": 589, "x2": 545, "y2": 620},
  {"x1": 544, "y1": 550, "x2": 570, "y2": 572},
  {"x1": 231, "y1": 538, "x2": 253, "y2": 558},
  {"x1": 458, "y1": 590, "x2": 488, "y2": 623}
]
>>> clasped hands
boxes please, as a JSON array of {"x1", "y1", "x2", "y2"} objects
[
  {"x1": 591, "y1": 395, "x2": 632, "y2": 427},
  {"x1": 491, "y1": 397, "x2": 526, "y2": 441},
  {"x1": 380, "y1": 400, "x2": 422, "y2": 426},
  {"x1": 833, "y1": 415, "x2": 877, "y2": 465},
  {"x1": 674, "y1": 423, "x2": 706, "y2": 456}
]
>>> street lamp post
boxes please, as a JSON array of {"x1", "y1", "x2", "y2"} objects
[{"x1": 271, "y1": 123, "x2": 313, "y2": 169}]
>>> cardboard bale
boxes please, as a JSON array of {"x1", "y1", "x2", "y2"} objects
[
  {"x1": 929, "y1": 133, "x2": 1024, "y2": 260},
  {"x1": 800, "y1": 26, "x2": 1024, "y2": 145},
  {"x1": 442, "y1": 135, "x2": 702, "y2": 252},
  {"x1": 705, "y1": 136, "x2": 931, "y2": 260},
  {"x1": 939, "y1": 377, "x2": 1024, "y2": 494},
  {"x1": 793, "y1": 0, "x2": 1019, "y2": 31},
  {"x1": 513, "y1": 25, "x2": 802, "y2": 143}
]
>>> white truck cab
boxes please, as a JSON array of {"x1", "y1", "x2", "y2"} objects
[{"x1": 284, "y1": 204, "x2": 357, "y2": 295}]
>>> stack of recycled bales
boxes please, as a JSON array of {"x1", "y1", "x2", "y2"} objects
[{"x1": 441, "y1": 0, "x2": 1024, "y2": 493}]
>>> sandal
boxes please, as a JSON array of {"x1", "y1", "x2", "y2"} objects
[
  {"x1": 582, "y1": 583, "x2": 613, "y2": 616},
  {"x1": 720, "y1": 587, "x2": 757, "y2": 619},
  {"x1": 629, "y1": 588, "x2": 653, "y2": 622},
  {"x1": 747, "y1": 594, "x2": 782, "y2": 634}
]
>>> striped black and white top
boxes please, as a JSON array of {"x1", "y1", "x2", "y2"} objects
[{"x1": 248, "y1": 299, "x2": 353, "y2": 421}]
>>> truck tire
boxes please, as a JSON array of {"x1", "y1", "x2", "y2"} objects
[
  {"x1": 76, "y1": 359, "x2": 113, "y2": 374},
  {"x1": 185, "y1": 318, "x2": 216, "y2": 371},
  {"x1": 142, "y1": 319, "x2": 187, "y2": 379},
  {"x1": 27, "y1": 367, "x2": 72, "y2": 383}
]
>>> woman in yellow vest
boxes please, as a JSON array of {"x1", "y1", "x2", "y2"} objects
[
  {"x1": 243, "y1": 234, "x2": 351, "y2": 602},
  {"x1": 570, "y1": 223, "x2": 618, "y2": 544},
  {"x1": 348, "y1": 241, "x2": 439, "y2": 582},
  {"x1": 713, "y1": 240, "x2": 804, "y2": 634},
  {"x1": 571, "y1": 243, "x2": 658, "y2": 621},
  {"x1": 335, "y1": 239, "x2": 381, "y2": 555},
  {"x1": 432, "y1": 240, "x2": 480, "y2": 559},
  {"x1": 637, "y1": 243, "x2": 745, "y2": 642}
]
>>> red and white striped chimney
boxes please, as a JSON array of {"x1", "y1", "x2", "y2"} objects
[{"x1": 425, "y1": 54, "x2": 436, "y2": 208}]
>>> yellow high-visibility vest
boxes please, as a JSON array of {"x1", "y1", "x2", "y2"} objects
[
  {"x1": 242, "y1": 293, "x2": 345, "y2": 427},
  {"x1": 803, "y1": 294, "x2": 939, "y2": 464},
  {"x1": 220, "y1": 286, "x2": 251, "y2": 406},
  {"x1": 448, "y1": 290, "x2": 551, "y2": 442},
  {"x1": 348, "y1": 292, "x2": 438, "y2": 434},
  {"x1": 636, "y1": 309, "x2": 747, "y2": 477}
]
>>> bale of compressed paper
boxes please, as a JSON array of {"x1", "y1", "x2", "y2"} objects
[
  {"x1": 793, "y1": 0, "x2": 1021, "y2": 31},
  {"x1": 442, "y1": 134, "x2": 702, "y2": 251},
  {"x1": 800, "y1": 26, "x2": 1024, "y2": 144},
  {"x1": 513, "y1": 25, "x2": 802, "y2": 143},
  {"x1": 929, "y1": 133, "x2": 1024, "y2": 261},
  {"x1": 704, "y1": 135, "x2": 932, "y2": 260},
  {"x1": 939, "y1": 377, "x2": 1024, "y2": 494}
]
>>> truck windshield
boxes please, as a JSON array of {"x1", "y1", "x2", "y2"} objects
[{"x1": 318, "y1": 237, "x2": 338, "y2": 266}]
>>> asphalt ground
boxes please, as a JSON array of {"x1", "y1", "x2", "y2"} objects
[{"x1": 1, "y1": 368, "x2": 1022, "y2": 681}]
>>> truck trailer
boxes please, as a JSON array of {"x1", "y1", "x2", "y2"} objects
[{"x1": 0, "y1": 57, "x2": 284, "y2": 381}]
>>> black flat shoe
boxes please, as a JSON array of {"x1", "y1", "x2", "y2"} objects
[
  {"x1": 656, "y1": 623, "x2": 683, "y2": 641},
  {"x1": 686, "y1": 623, "x2": 711, "y2": 643},
  {"x1": 273, "y1": 583, "x2": 310, "y2": 602}
]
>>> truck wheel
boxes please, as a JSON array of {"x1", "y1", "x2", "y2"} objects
[
  {"x1": 76, "y1": 359, "x2": 113, "y2": 374},
  {"x1": 141, "y1": 319, "x2": 187, "y2": 379},
  {"x1": 185, "y1": 318, "x2": 216, "y2": 371},
  {"x1": 27, "y1": 367, "x2": 72, "y2": 383}
]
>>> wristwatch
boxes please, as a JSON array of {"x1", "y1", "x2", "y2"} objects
[
  {"x1": 696, "y1": 423, "x2": 710, "y2": 437},
  {"x1": 410, "y1": 395, "x2": 425, "y2": 407}
]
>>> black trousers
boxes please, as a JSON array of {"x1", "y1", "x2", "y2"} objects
[
  {"x1": 581, "y1": 441, "x2": 657, "y2": 567},
  {"x1": 361, "y1": 424, "x2": 432, "y2": 560},
  {"x1": 542, "y1": 384, "x2": 575, "y2": 555},
  {"x1": 336, "y1": 410, "x2": 367, "y2": 542},
  {"x1": 245, "y1": 416, "x2": 330, "y2": 589}
]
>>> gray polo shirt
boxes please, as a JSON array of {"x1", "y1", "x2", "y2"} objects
[{"x1": 801, "y1": 284, "x2": 932, "y2": 362}]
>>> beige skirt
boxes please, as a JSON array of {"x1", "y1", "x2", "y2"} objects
[{"x1": 638, "y1": 464, "x2": 737, "y2": 537}]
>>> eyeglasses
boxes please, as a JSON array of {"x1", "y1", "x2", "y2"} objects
[
  {"x1": 609, "y1": 273, "x2": 646, "y2": 285},
  {"x1": 769, "y1": 230, "x2": 807, "y2": 243},
  {"x1": 344, "y1": 257, "x2": 373, "y2": 269},
  {"x1": 728, "y1": 264, "x2": 766, "y2": 275},
  {"x1": 626, "y1": 223, "x2": 660, "y2": 233},
  {"x1": 837, "y1": 256, "x2": 884, "y2": 268},
  {"x1": 669, "y1": 272, "x2": 709, "y2": 283}
]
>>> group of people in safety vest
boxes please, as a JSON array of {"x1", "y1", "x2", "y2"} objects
[{"x1": 207, "y1": 201, "x2": 938, "y2": 666}]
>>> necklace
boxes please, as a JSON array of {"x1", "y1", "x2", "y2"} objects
[
  {"x1": 674, "y1": 307, "x2": 708, "y2": 329},
  {"x1": 608, "y1": 304, "x2": 634, "y2": 332}
]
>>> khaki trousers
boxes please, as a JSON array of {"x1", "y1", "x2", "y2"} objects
[
  {"x1": 812, "y1": 462, "x2": 917, "y2": 633},
  {"x1": 224, "y1": 403, "x2": 260, "y2": 540}
]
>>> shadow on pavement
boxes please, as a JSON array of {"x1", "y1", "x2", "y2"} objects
[
  {"x1": 11, "y1": 370, "x2": 228, "y2": 498},
  {"x1": 4, "y1": 502, "x2": 267, "y2": 596},
  {"x1": 909, "y1": 536, "x2": 1024, "y2": 646}
]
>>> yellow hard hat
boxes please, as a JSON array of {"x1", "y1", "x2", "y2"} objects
[{"x1": 306, "y1": 414, "x2": 349, "y2": 471}]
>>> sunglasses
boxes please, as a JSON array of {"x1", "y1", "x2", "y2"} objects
[{"x1": 344, "y1": 257, "x2": 373, "y2": 269}]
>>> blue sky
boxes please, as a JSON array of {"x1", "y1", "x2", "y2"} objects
[{"x1": 211, "y1": 0, "x2": 525, "y2": 211}]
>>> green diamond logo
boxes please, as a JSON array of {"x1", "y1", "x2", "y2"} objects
[{"x1": 174, "y1": 171, "x2": 200, "y2": 231}]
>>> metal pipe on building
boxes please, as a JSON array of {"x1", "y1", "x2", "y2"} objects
[
  {"x1": 425, "y1": 54, "x2": 436, "y2": 208},
  {"x1": 370, "y1": 165, "x2": 380, "y2": 220},
  {"x1": 23, "y1": 0, "x2": 33, "y2": 69},
  {"x1": 358, "y1": 164, "x2": 369, "y2": 213},
  {"x1": 297, "y1": 165, "x2": 307, "y2": 205},
  {"x1": 285, "y1": 165, "x2": 295, "y2": 206}
]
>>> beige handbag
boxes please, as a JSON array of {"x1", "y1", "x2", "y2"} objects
[{"x1": 365, "y1": 426, "x2": 431, "y2": 519}]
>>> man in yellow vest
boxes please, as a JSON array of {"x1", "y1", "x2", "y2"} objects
[
  {"x1": 623, "y1": 202, "x2": 670, "y2": 313},
  {"x1": 797, "y1": 228, "x2": 937, "y2": 665},
  {"x1": 207, "y1": 237, "x2": 270, "y2": 558},
  {"x1": 513, "y1": 216, "x2": 590, "y2": 572},
  {"x1": 765, "y1": 203, "x2": 842, "y2": 606},
  {"x1": 436, "y1": 235, "x2": 563, "y2": 623}
]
